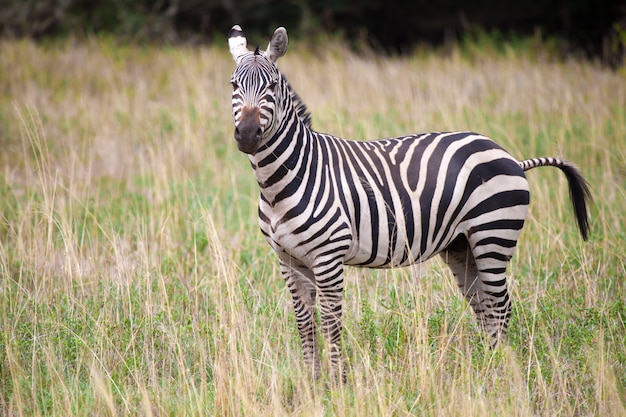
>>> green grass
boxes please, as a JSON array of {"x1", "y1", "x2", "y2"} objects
[{"x1": 0, "y1": 36, "x2": 625, "y2": 416}]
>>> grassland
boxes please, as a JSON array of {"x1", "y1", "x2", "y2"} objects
[{"x1": 0, "y1": 35, "x2": 625, "y2": 416}]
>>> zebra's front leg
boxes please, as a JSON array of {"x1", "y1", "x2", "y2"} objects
[
  {"x1": 280, "y1": 261, "x2": 320, "y2": 378},
  {"x1": 315, "y1": 262, "x2": 346, "y2": 384}
]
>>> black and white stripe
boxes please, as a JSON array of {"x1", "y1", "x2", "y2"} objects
[{"x1": 228, "y1": 26, "x2": 591, "y2": 382}]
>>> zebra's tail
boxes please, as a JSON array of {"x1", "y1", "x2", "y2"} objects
[{"x1": 519, "y1": 157, "x2": 592, "y2": 241}]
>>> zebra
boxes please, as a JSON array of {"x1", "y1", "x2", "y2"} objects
[{"x1": 227, "y1": 25, "x2": 591, "y2": 382}]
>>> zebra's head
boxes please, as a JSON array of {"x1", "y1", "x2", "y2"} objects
[{"x1": 228, "y1": 25, "x2": 288, "y2": 154}]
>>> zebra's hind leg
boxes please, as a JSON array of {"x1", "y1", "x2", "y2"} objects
[
  {"x1": 280, "y1": 260, "x2": 320, "y2": 379},
  {"x1": 440, "y1": 235, "x2": 485, "y2": 336},
  {"x1": 440, "y1": 234, "x2": 512, "y2": 347}
]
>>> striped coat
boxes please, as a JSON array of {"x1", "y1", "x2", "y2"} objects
[{"x1": 228, "y1": 25, "x2": 591, "y2": 382}]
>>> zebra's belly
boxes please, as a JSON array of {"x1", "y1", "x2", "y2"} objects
[
  {"x1": 266, "y1": 219, "x2": 443, "y2": 269},
  {"x1": 343, "y1": 230, "x2": 447, "y2": 268}
]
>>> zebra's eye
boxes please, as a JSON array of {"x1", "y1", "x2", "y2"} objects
[
  {"x1": 268, "y1": 81, "x2": 278, "y2": 90},
  {"x1": 231, "y1": 81, "x2": 239, "y2": 91}
]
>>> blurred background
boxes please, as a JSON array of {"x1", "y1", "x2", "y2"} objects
[{"x1": 0, "y1": 0, "x2": 624, "y2": 65}]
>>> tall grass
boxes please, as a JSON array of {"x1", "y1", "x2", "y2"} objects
[{"x1": 0, "y1": 36, "x2": 625, "y2": 416}]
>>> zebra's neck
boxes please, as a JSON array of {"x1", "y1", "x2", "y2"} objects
[
  {"x1": 248, "y1": 105, "x2": 316, "y2": 205},
  {"x1": 247, "y1": 76, "x2": 321, "y2": 207}
]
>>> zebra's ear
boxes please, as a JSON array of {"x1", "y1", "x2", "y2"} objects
[
  {"x1": 229, "y1": 25, "x2": 249, "y2": 62},
  {"x1": 265, "y1": 27, "x2": 288, "y2": 63}
]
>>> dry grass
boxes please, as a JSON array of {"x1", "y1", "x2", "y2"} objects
[{"x1": 0, "y1": 35, "x2": 625, "y2": 416}]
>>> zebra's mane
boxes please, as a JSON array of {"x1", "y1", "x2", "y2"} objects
[{"x1": 283, "y1": 76, "x2": 312, "y2": 128}]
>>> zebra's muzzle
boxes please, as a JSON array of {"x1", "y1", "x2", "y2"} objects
[{"x1": 234, "y1": 107, "x2": 263, "y2": 154}]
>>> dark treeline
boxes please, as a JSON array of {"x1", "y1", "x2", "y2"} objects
[{"x1": 1, "y1": 0, "x2": 624, "y2": 62}]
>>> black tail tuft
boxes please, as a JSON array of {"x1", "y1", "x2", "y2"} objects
[
  {"x1": 520, "y1": 158, "x2": 592, "y2": 240},
  {"x1": 559, "y1": 162, "x2": 592, "y2": 240}
]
